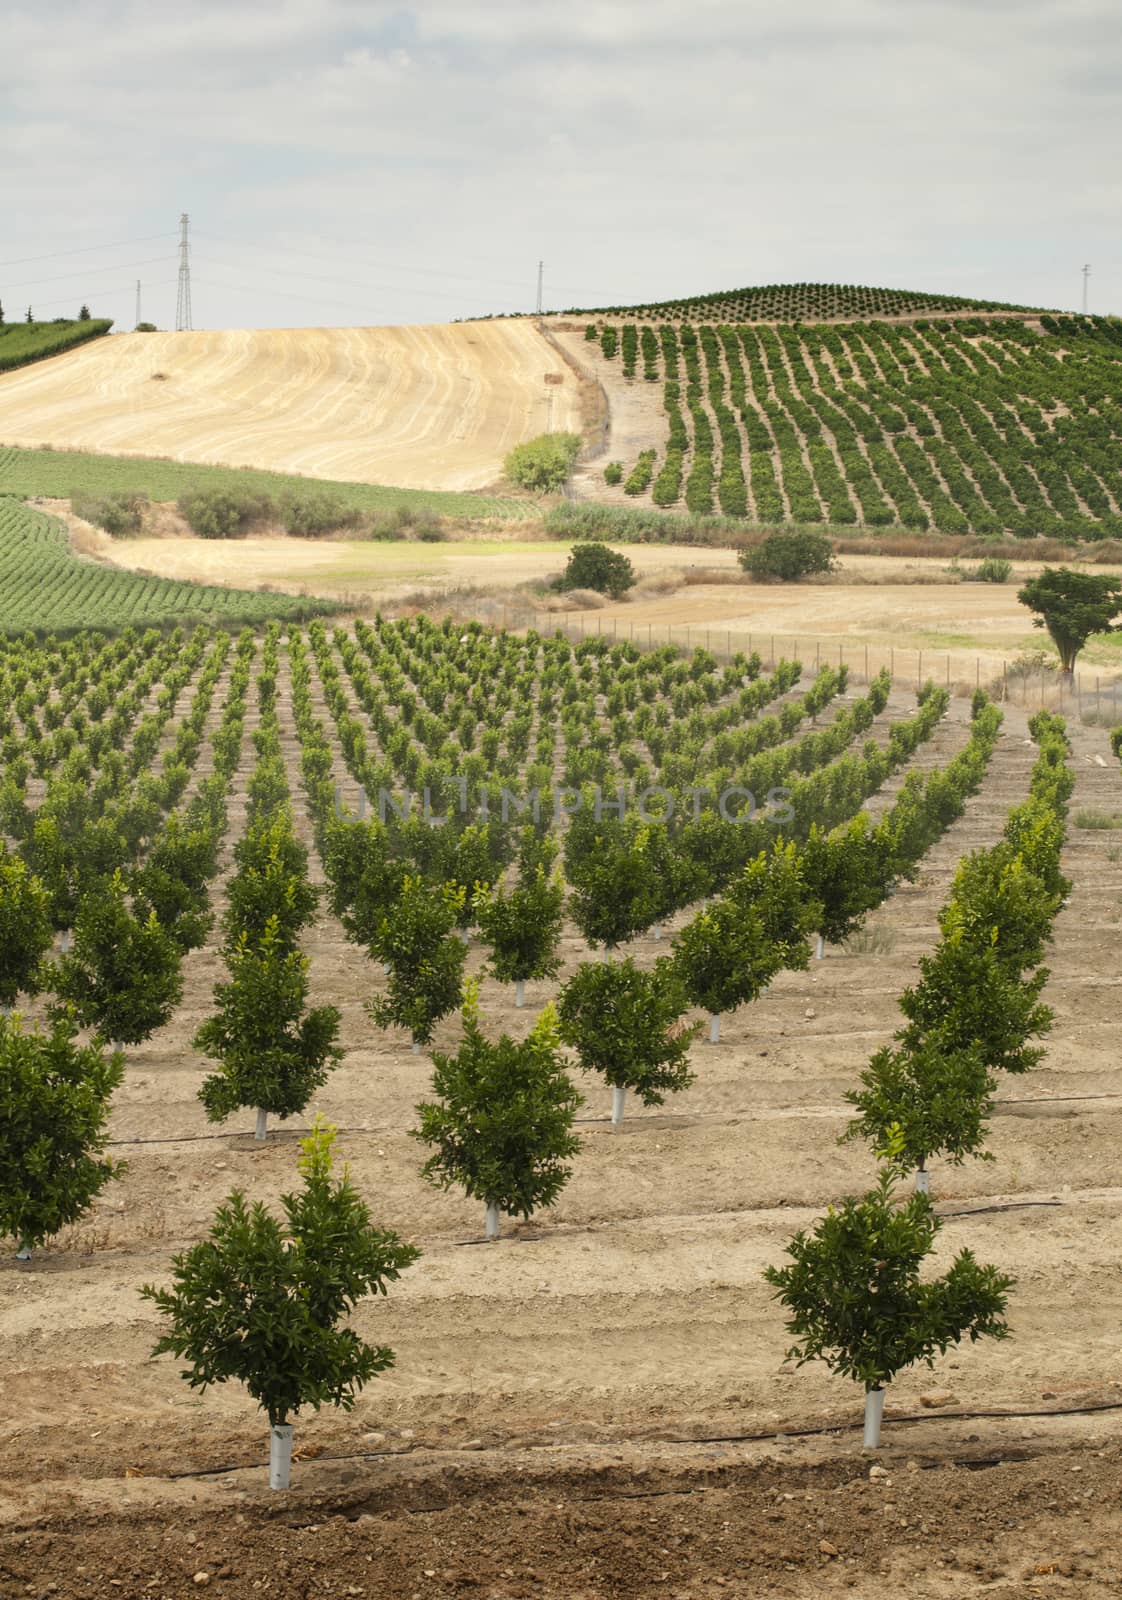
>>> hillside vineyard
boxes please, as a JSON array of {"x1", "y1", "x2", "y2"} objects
[{"x1": 584, "y1": 314, "x2": 1122, "y2": 538}]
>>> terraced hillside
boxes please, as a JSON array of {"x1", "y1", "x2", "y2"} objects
[
  {"x1": 0, "y1": 322, "x2": 582, "y2": 492},
  {"x1": 561, "y1": 281, "x2": 1049, "y2": 324},
  {"x1": 565, "y1": 313, "x2": 1122, "y2": 539}
]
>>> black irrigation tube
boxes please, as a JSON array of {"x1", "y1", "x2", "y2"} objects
[
  {"x1": 106, "y1": 1092, "x2": 1122, "y2": 1148},
  {"x1": 157, "y1": 1398, "x2": 1122, "y2": 1483},
  {"x1": 106, "y1": 1126, "x2": 367, "y2": 1148}
]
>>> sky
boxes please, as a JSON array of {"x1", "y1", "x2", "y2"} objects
[{"x1": 2, "y1": 0, "x2": 1120, "y2": 331}]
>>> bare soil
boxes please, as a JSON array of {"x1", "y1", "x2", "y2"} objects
[{"x1": 3, "y1": 666, "x2": 1122, "y2": 1597}]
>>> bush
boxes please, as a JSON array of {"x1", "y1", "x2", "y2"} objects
[
  {"x1": 134, "y1": 322, "x2": 158, "y2": 332},
  {"x1": 278, "y1": 490, "x2": 362, "y2": 539},
  {"x1": 965, "y1": 557, "x2": 1013, "y2": 583},
  {"x1": 178, "y1": 487, "x2": 275, "y2": 540},
  {"x1": 557, "y1": 542, "x2": 635, "y2": 599},
  {"x1": 603, "y1": 462, "x2": 623, "y2": 486},
  {"x1": 503, "y1": 432, "x2": 581, "y2": 494},
  {"x1": 740, "y1": 530, "x2": 836, "y2": 582},
  {"x1": 71, "y1": 490, "x2": 149, "y2": 538}
]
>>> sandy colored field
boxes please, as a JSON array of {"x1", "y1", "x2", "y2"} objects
[
  {"x1": 71, "y1": 516, "x2": 1122, "y2": 682},
  {"x1": 4, "y1": 641, "x2": 1122, "y2": 1596},
  {"x1": 0, "y1": 323, "x2": 582, "y2": 491}
]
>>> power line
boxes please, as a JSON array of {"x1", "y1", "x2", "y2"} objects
[
  {"x1": 200, "y1": 257, "x2": 534, "y2": 311},
  {"x1": 0, "y1": 255, "x2": 174, "y2": 292},
  {"x1": 20, "y1": 279, "x2": 179, "y2": 314},
  {"x1": 196, "y1": 231, "x2": 600, "y2": 297},
  {"x1": 0, "y1": 233, "x2": 176, "y2": 270}
]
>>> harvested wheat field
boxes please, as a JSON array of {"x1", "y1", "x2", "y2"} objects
[
  {"x1": 0, "y1": 323, "x2": 582, "y2": 490},
  {"x1": 4, "y1": 623, "x2": 1122, "y2": 1598}
]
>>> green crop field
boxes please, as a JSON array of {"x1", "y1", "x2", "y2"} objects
[
  {"x1": 0, "y1": 317, "x2": 113, "y2": 374},
  {"x1": 0, "y1": 497, "x2": 341, "y2": 633},
  {"x1": 584, "y1": 311, "x2": 1122, "y2": 541},
  {"x1": 0, "y1": 444, "x2": 539, "y2": 522},
  {"x1": 569, "y1": 281, "x2": 1051, "y2": 324}
]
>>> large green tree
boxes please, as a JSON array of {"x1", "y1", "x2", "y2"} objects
[{"x1": 1018, "y1": 567, "x2": 1122, "y2": 674}]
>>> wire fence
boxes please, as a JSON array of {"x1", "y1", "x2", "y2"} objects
[{"x1": 530, "y1": 611, "x2": 1122, "y2": 721}]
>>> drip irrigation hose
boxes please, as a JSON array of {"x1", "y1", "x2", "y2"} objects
[{"x1": 156, "y1": 1396, "x2": 1122, "y2": 1482}]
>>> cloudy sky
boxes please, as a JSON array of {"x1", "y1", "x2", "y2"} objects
[{"x1": 2, "y1": 0, "x2": 1119, "y2": 330}]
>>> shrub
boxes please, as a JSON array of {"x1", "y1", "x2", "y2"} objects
[
  {"x1": 740, "y1": 530, "x2": 836, "y2": 582},
  {"x1": 503, "y1": 432, "x2": 581, "y2": 494},
  {"x1": 134, "y1": 321, "x2": 158, "y2": 332},
  {"x1": 141, "y1": 1120, "x2": 418, "y2": 1488},
  {"x1": 624, "y1": 450, "x2": 657, "y2": 496},
  {"x1": 70, "y1": 490, "x2": 149, "y2": 538},
  {"x1": 557, "y1": 542, "x2": 635, "y2": 598},
  {"x1": 278, "y1": 490, "x2": 362, "y2": 539},
  {"x1": 178, "y1": 487, "x2": 275, "y2": 539},
  {"x1": 603, "y1": 462, "x2": 623, "y2": 486},
  {"x1": 966, "y1": 557, "x2": 1013, "y2": 583}
]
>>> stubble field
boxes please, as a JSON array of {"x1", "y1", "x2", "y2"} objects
[
  {"x1": 3, "y1": 625, "x2": 1122, "y2": 1600},
  {"x1": 0, "y1": 323, "x2": 582, "y2": 492}
]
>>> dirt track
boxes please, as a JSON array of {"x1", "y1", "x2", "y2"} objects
[{"x1": 0, "y1": 324, "x2": 582, "y2": 491}]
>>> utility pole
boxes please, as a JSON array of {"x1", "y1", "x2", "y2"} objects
[
  {"x1": 1082, "y1": 263, "x2": 1091, "y2": 315},
  {"x1": 176, "y1": 213, "x2": 193, "y2": 332},
  {"x1": 536, "y1": 259, "x2": 544, "y2": 317},
  {"x1": 135, "y1": 279, "x2": 141, "y2": 329}
]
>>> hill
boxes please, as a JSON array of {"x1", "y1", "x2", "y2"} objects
[
  {"x1": 0, "y1": 322, "x2": 582, "y2": 493},
  {"x1": 0, "y1": 316, "x2": 113, "y2": 373},
  {"x1": 560, "y1": 312, "x2": 1122, "y2": 540},
  {"x1": 562, "y1": 282, "x2": 1049, "y2": 324}
]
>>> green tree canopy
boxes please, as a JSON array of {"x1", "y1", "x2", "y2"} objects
[
  {"x1": 0, "y1": 1017, "x2": 125, "y2": 1255},
  {"x1": 141, "y1": 1121, "x2": 418, "y2": 1446},
  {"x1": 1018, "y1": 567, "x2": 1122, "y2": 673},
  {"x1": 764, "y1": 1171, "x2": 1013, "y2": 1400},
  {"x1": 413, "y1": 991, "x2": 581, "y2": 1233}
]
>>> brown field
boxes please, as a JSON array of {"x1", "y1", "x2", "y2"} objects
[
  {"x1": 0, "y1": 324, "x2": 583, "y2": 490},
  {"x1": 4, "y1": 638, "x2": 1122, "y2": 1598},
  {"x1": 66, "y1": 517, "x2": 1122, "y2": 689}
]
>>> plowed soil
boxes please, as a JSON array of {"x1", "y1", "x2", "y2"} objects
[
  {"x1": 3, "y1": 660, "x2": 1121, "y2": 1600},
  {"x1": 0, "y1": 324, "x2": 582, "y2": 491}
]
